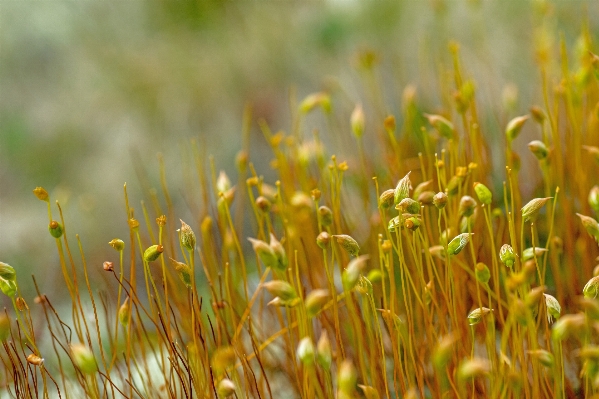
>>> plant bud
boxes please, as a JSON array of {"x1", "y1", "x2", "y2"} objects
[
  {"x1": 178, "y1": 220, "x2": 196, "y2": 251},
  {"x1": 118, "y1": 298, "x2": 131, "y2": 327},
  {"x1": 467, "y1": 307, "x2": 493, "y2": 326},
  {"x1": 552, "y1": 313, "x2": 586, "y2": 341},
  {"x1": 0, "y1": 263, "x2": 17, "y2": 283},
  {"x1": 433, "y1": 192, "x2": 448, "y2": 209},
  {"x1": 528, "y1": 140, "x2": 549, "y2": 160},
  {"x1": 296, "y1": 337, "x2": 316, "y2": 366},
  {"x1": 170, "y1": 258, "x2": 192, "y2": 288},
  {"x1": 48, "y1": 220, "x2": 63, "y2": 238},
  {"x1": 246, "y1": 176, "x2": 259, "y2": 187},
  {"x1": 108, "y1": 239, "x2": 125, "y2": 252},
  {"x1": 457, "y1": 358, "x2": 490, "y2": 381},
  {"x1": 269, "y1": 234, "x2": 288, "y2": 272},
  {"x1": 70, "y1": 344, "x2": 97, "y2": 374},
  {"x1": 271, "y1": 296, "x2": 300, "y2": 307},
  {"x1": 384, "y1": 115, "x2": 396, "y2": 133},
  {"x1": 103, "y1": 261, "x2": 114, "y2": 272},
  {"x1": 578, "y1": 213, "x2": 599, "y2": 242},
  {"x1": 424, "y1": 113, "x2": 455, "y2": 139},
  {"x1": 528, "y1": 349, "x2": 554, "y2": 368},
  {"x1": 473, "y1": 182, "x2": 492, "y2": 205},
  {"x1": 445, "y1": 175, "x2": 464, "y2": 195},
  {"x1": 412, "y1": 180, "x2": 432, "y2": 200},
  {"x1": 506, "y1": 115, "x2": 529, "y2": 141},
  {"x1": 0, "y1": 314, "x2": 10, "y2": 342},
  {"x1": 218, "y1": 187, "x2": 236, "y2": 211},
  {"x1": 367, "y1": 269, "x2": 382, "y2": 283},
  {"x1": 305, "y1": 289, "x2": 329, "y2": 318},
  {"x1": 221, "y1": 229, "x2": 235, "y2": 251},
  {"x1": 342, "y1": 255, "x2": 370, "y2": 290},
  {"x1": 458, "y1": 196, "x2": 477, "y2": 217},
  {"x1": 417, "y1": 191, "x2": 435, "y2": 205},
  {"x1": 299, "y1": 92, "x2": 331, "y2": 114},
  {"x1": 128, "y1": 218, "x2": 139, "y2": 231},
  {"x1": 310, "y1": 189, "x2": 321, "y2": 201},
  {"x1": 379, "y1": 189, "x2": 395, "y2": 209},
  {"x1": 0, "y1": 262, "x2": 17, "y2": 298},
  {"x1": 397, "y1": 198, "x2": 420, "y2": 214},
  {"x1": 529, "y1": 106, "x2": 545, "y2": 123},
  {"x1": 33, "y1": 187, "x2": 49, "y2": 202},
  {"x1": 522, "y1": 286, "x2": 544, "y2": 309},
  {"x1": 404, "y1": 216, "x2": 421, "y2": 232},
  {"x1": 26, "y1": 354, "x2": 44, "y2": 366},
  {"x1": 589, "y1": 186, "x2": 599, "y2": 213},
  {"x1": 447, "y1": 233, "x2": 473, "y2": 256},
  {"x1": 290, "y1": 191, "x2": 313, "y2": 209},
  {"x1": 248, "y1": 237, "x2": 278, "y2": 269},
  {"x1": 381, "y1": 240, "x2": 392, "y2": 253},
  {"x1": 394, "y1": 172, "x2": 412, "y2": 205},
  {"x1": 318, "y1": 206, "x2": 333, "y2": 226},
  {"x1": 522, "y1": 247, "x2": 548, "y2": 261},
  {"x1": 350, "y1": 104, "x2": 365, "y2": 138},
  {"x1": 423, "y1": 280, "x2": 433, "y2": 305},
  {"x1": 510, "y1": 151, "x2": 521, "y2": 172},
  {"x1": 332, "y1": 234, "x2": 360, "y2": 257},
  {"x1": 584, "y1": 276, "x2": 599, "y2": 298},
  {"x1": 316, "y1": 232, "x2": 331, "y2": 249},
  {"x1": 262, "y1": 280, "x2": 297, "y2": 302},
  {"x1": 236, "y1": 149, "x2": 248, "y2": 171},
  {"x1": 522, "y1": 260, "x2": 538, "y2": 281},
  {"x1": 521, "y1": 197, "x2": 552, "y2": 222},
  {"x1": 143, "y1": 245, "x2": 164, "y2": 263},
  {"x1": 201, "y1": 216, "x2": 213, "y2": 238},
  {"x1": 475, "y1": 263, "x2": 491, "y2": 284},
  {"x1": 216, "y1": 171, "x2": 231, "y2": 194},
  {"x1": 387, "y1": 216, "x2": 401, "y2": 233},
  {"x1": 544, "y1": 293, "x2": 561, "y2": 323},
  {"x1": 255, "y1": 196, "x2": 271, "y2": 212},
  {"x1": 433, "y1": 333, "x2": 458, "y2": 370},
  {"x1": 211, "y1": 346, "x2": 236, "y2": 374},
  {"x1": 156, "y1": 215, "x2": 166, "y2": 226},
  {"x1": 15, "y1": 297, "x2": 28, "y2": 311},
  {"x1": 499, "y1": 244, "x2": 516, "y2": 268},
  {"x1": 217, "y1": 378, "x2": 236, "y2": 397},
  {"x1": 338, "y1": 359, "x2": 358, "y2": 394},
  {"x1": 316, "y1": 331, "x2": 332, "y2": 370}
]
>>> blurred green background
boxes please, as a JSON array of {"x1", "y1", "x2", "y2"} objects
[{"x1": 0, "y1": 0, "x2": 597, "y2": 299}]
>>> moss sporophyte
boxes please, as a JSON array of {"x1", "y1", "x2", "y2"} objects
[{"x1": 9, "y1": 16, "x2": 599, "y2": 397}]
